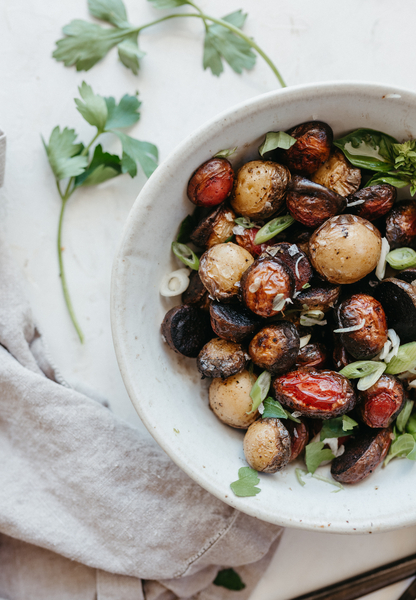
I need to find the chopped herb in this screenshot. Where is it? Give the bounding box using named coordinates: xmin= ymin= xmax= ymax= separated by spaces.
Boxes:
xmin=258 ymin=131 xmax=296 ymax=156
xmin=384 ymin=432 xmax=416 ymax=466
xmin=214 ymin=568 xmax=246 ymax=591
xmin=385 ymin=342 xmax=416 ymax=375
xmin=342 ymin=415 xmax=359 ymax=432
xmin=305 ymin=441 xmax=335 ymax=474
xmin=302 ymin=283 xmax=311 ymax=290
xmin=224 ymin=235 xmax=234 ymax=243
xmin=320 ymin=416 xmax=358 ymax=441
xmin=234 ymin=216 xmax=255 ymax=229
xmin=295 ymin=468 xmax=306 ymax=487
xmin=295 ymin=468 xmax=343 ymax=492
xmin=248 ymin=370 xmax=271 ymax=413
xmin=171 ymin=242 xmax=199 ymax=270
xmin=213 ymin=147 xmax=237 ymax=158
xmin=396 ymin=400 xmax=414 ymax=433
xmin=262 ymin=397 xmax=287 ymax=419
xmin=230 ymin=467 xmax=261 ymax=497
xmin=254 ymin=215 xmax=295 ymax=244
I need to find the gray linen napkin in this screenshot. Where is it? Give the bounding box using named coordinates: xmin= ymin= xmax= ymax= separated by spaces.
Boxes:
xmin=0 ymin=142 xmax=282 ymax=599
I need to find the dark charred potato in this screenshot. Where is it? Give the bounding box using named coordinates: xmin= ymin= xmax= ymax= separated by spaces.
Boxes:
xmin=396 ymin=267 xmax=416 ymax=284
xmin=209 ymin=370 xmax=259 ymax=428
xmin=335 ymin=293 xmax=388 ymax=360
xmin=312 ymin=149 xmax=361 ymax=197
xmin=190 ymin=204 xmax=235 ymax=248
xmin=286 ymin=176 xmax=346 ymax=228
xmin=249 ymin=323 xmax=300 ymax=375
xmin=235 ymin=227 xmax=278 ymax=258
xmin=187 ymin=158 xmax=234 ymax=207
xmin=348 ymin=184 xmax=396 ymax=221
xmin=293 ymin=280 xmax=341 ymax=313
xmin=296 ymin=343 xmax=327 ymax=369
xmin=261 ymin=243 xmax=313 ymax=292
xmin=309 ymin=214 xmax=382 ymax=284
xmin=283 ymin=121 xmax=333 ymax=174
xmin=375 ymin=278 xmax=416 ymax=343
xmin=285 ymin=418 xmax=309 ymax=461
xmin=199 ymin=242 xmax=254 ymax=302
xmin=240 ymin=257 xmax=295 ymax=318
xmin=357 ymin=375 xmax=405 ymax=428
xmin=273 ymin=367 xmax=356 ymax=419
xmin=197 ymin=338 xmax=249 ymax=379
xmin=333 ymin=338 xmax=354 ymax=370
xmin=210 ymin=302 xmax=260 ymax=342
xmin=331 ymin=427 xmax=392 ymax=484
xmin=182 ymin=269 xmax=208 ymax=307
xmin=386 ymin=200 xmax=416 ymax=249
xmin=243 ymin=418 xmax=291 ymax=472
xmin=231 ymin=161 xmax=291 ymax=219
xmin=161 ymin=305 xmax=211 ymax=358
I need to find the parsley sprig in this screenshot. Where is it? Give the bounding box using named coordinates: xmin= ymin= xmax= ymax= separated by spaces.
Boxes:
xmin=53 ymin=0 xmax=286 ymax=86
xmin=43 ymin=82 xmax=158 ymax=342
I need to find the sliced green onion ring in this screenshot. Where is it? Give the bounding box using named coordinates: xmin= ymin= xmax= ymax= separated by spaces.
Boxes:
xmin=386 ymin=247 xmax=416 ymax=270
xmin=385 ymin=342 xmax=416 ymax=375
xmin=340 ymin=360 xmax=385 ymax=380
xmin=248 ymin=370 xmax=271 ymax=414
xmin=357 ymin=362 xmax=386 ymax=391
xmin=171 ymin=242 xmax=199 ymax=270
xmin=254 ymin=215 xmax=295 ymax=244
xmin=234 ymin=217 xmax=255 ymax=229
xmin=397 ymin=400 xmax=414 ymax=433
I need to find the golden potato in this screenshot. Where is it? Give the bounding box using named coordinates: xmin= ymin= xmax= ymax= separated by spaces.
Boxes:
xmin=199 ymin=243 xmax=254 ymax=301
xmin=209 ymin=370 xmax=258 ymax=428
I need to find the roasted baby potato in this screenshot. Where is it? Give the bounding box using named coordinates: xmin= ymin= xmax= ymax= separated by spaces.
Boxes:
xmin=312 ymin=149 xmax=361 ymax=197
xmin=335 ymin=293 xmax=388 ymax=360
xmin=283 ymin=121 xmax=333 ymax=174
xmin=385 ymin=200 xmax=416 ymax=249
xmin=357 ymin=375 xmax=405 ymax=428
xmin=273 ymin=367 xmax=356 ymax=419
xmin=375 ymin=278 xmax=416 ymax=344
xmin=209 ymin=302 xmax=260 ymax=342
xmin=197 ymin=338 xmax=250 ymax=379
xmin=293 ymin=280 xmax=341 ymax=312
xmin=199 ymin=242 xmax=254 ymax=302
xmin=309 ymin=214 xmax=382 ymax=284
xmin=187 ymin=158 xmax=234 ymax=207
xmin=285 ymin=418 xmax=309 ymax=461
xmin=286 ymin=176 xmax=346 ymax=228
xmin=182 ymin=269 xmax=208 ymax=307
xmin=240 ymin=257 xmax=295 ymax=317
xmin=249 ymin=322 xmax=300 ymax=375
xmin=235 ymin=227 xmax=277 ymax=258
xmin=243 ymin=418 xmax=291 ymax=472
xmin=296 ymin=343 xmax=327 ymax=369
xmin=331 ymin=427 xmax=392 ymax=484
xmin=161 ymin=305 xmax=211 ymax=358
xmin=209 ymin=370 xmax=258 ymax=429
xmin=348 ymin=183 xmax=396 ymax=221
xmin=231 ymin=161 xmax=290 ymax=219
xmin=261 ymin=242 xmax=313 ymax=292
xmin=190 ymin=204 xmax=235 ymax=248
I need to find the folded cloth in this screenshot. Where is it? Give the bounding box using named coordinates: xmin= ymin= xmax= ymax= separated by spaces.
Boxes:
xmin=0 ymin=232 xmax=283 ymax=599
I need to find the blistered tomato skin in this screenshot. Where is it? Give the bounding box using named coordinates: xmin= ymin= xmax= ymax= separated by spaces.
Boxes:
xmin=284 ymin=121 xmax=333 ymax=174
xmin=240 ymin=257 xmax=295 ymax=317
xmin=335 ymin=293 xmax=388 ymax=360
xmin=273 ymin=367 xmax=356 ymax=419
xmin=357 ymin=375 xmax=405 ymax=428
xmin=187 ymin=158 xmax=234 ymax=207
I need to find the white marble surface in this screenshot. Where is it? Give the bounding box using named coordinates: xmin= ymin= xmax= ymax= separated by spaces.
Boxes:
xmin=1 ymin=0 xmax=416 ymax=598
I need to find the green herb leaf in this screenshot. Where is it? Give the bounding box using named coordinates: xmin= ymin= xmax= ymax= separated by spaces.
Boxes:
xmin=258 ymin=131 xmax=296 ymax=156
xmin=249 ymin=370 xmax=271 ymax=413
xmin=213 ymin=147 xmax=237 ymax=158
xmin=262 ymin=397 xmax=287 ymax=419
xmin=117 ymin=36 xmax=146 ymax=75
xmin=234 ymin=216 xmax=255 ymax=229
xmin=386 ymin=247 xmax=416 ymax=270
xmin=305 ymin=441 xmax=335 ymax=474
xmin=53 ymin=20 xmax=129 ymax=71
xmin=385 ymin=342 xmax=416 ymax=375
xmin=114 ymin=131 xmax=158 ymax=178
xmin=104 ymin=94 xmax=141 ymax=130
xmin=74 ymin=144 xmax=121 ymax=187
xmin=213 ymin=568 xmax=246 ymax=591
xmin=75 ymin=82 xmax=108 ymax=132
xmin=88 ymin=0 xmax=129 ymax=27
xmin=406 ymin=414 xmax=416 ymax=435
xmin=384 ymin=432 xmax=416 ymax=466
xmin=148 ymin=0 xmax=190 ymax=8
xmin=203 ymin=11 xmax=256 ymax=77
xmin=43 ymin=126 xmax=88 ymax=181
xmin=366 ymin=172 xmax=411 ymax=189
xmin=172 ymin=242 xmax=199 ymax=270
xmin=397 ymin=400 xmax=414 ymax=433
xmin=311 ymin=472 xmax=344 ymax=492
xmin=334 ymin=128 xmax=397 ymax=172
xmin=254 ymin=215 xmax=295 ymax=244
xmin=295 ymin=468 xmax=306 ymax=487
xmin=230 ymin=466 xmax=261 ymax=497
xmin=320 ymin=416 xmax=358 ymax=441
xmin=357 ymin=362 xmax=386 ymax=391
xmin=302 ymin=283 xmax=311 ymax=290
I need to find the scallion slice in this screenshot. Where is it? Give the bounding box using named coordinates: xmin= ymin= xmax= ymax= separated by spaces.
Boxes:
xmin=171 ymin=242 xmax=199 ymax=270
xmin=340 ymin=361 xmax=385 ymax=379
xmin=248 ymin=370 xmax=271 ymax=414
xmin=234 ymin=216 xmax=255 ymax=229
xmin=357 ymin=362 xmax=386 ymax=391
xmin=396 ymin=400 xmax=414 ymax=433
xmin=386 ymin=247 xmax=416 ymax=270
xmin=254 ymin=215 xmax=295 ymax=244
xmin=385 ymin=342 xmax=416 ymax=375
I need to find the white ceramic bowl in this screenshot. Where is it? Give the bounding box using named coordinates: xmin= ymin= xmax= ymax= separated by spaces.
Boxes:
xmin=111 ymin=81 xmax=416 ymax=534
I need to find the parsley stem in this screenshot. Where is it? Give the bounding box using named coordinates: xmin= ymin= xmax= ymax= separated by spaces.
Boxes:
xmin=137 ymin=13 xmax=286 ymax=87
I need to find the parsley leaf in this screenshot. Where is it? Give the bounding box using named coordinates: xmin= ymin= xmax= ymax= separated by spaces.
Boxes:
xmin=117 ymin=36 xmax=145 ymax=75
xmin=203 ymin=11 xmax=256 ymax=77
xmin=75 ymin=82 xmax=108 ymax=132
xmin=148 ymin=0 xmax=191 ymax=7
xmin=385 ymin=432 xmax=416 ymax=466
xmin=114 ymin=131 xmax=158 ymax=178
xmin=88 ymin=0 xmax=129 ymax=27
xmin=74 ymin=144 xmax=121 ymax=187
xmin=320 ymin=416 xmax=358 ymax=440
xmin=104 ymin=93 xmax=141 ymax=129
xmin=43 ymin=127 xmax=88 ymax=181
xmin=230 ymin=467 xmax=261 ymax=497
xmin=258 ymin=131 xmax=296 ymax=156
xmin=53 ymin=20 xmax=129 ymax=71
xmin=214 ymin=569 xmax=246 ymax=591
xmin=262 ymin=397 xmax=288 ymax=419
xmin=305 ymin=442 xmax=335 ymax=474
